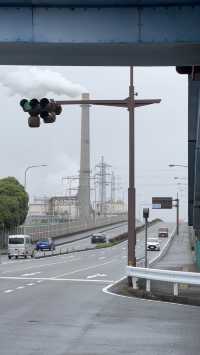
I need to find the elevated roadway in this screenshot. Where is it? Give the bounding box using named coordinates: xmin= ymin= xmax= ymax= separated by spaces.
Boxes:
xmin=0 ymin=1 xmax=199 ymax=65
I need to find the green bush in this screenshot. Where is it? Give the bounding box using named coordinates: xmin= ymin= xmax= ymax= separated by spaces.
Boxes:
xmin=0 ymin=177 xmax=29 ymax=229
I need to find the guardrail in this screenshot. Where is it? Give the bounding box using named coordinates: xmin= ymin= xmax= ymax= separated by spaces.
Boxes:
xmin=126 ymin=227 xmax=189 ymax=295
xmin=23 ymin=214 xmax=128 ymax=241
xmin=127 ymin=266 xmax=200 ymax=296
xmin=0 ymin=214 xmax=128 ymax=246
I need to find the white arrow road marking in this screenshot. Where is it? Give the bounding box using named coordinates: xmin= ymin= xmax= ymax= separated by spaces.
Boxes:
xmin=87 ymin=273 xmax=107 ymax=279
xmin=21 ymin=272 xmax=41 ymax=277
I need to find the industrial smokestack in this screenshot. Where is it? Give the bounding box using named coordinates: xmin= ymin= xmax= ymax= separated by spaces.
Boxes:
xmin=79 ymin=93 xmax=91 ymax=223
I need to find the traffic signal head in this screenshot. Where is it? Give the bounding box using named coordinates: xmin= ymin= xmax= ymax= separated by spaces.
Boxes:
xmin=29 ymin=98 xmax=40 ymax=110
xmin=20 ymin=97 xmax=62 ymax=127
xmin=40 ymin=98 xmax=50 ymax=109
xmin=28 ymin=116 xmax=40 ymax=128
xmin=20 ymin=99 xmax=31 ymax=112
xmin=40 ymin=111 xmax=56 ymax=124
xmin=55 ymin=104 xmax=62 ymax=115
xmin=40 ymin=98 xmax=62 ymax=123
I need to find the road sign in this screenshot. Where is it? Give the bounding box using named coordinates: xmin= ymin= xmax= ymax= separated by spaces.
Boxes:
xmin=152 ymin=197 xmax=173 ymax=209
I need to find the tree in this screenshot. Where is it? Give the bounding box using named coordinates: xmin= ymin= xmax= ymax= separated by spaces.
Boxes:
xmin=0 ymin=177 xmax=29 ymax=229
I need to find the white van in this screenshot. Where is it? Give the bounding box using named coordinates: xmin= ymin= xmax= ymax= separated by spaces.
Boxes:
xmin=8 ymin=235 xmax=34 ymax=259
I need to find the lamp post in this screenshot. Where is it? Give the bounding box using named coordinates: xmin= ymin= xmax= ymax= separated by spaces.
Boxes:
xmin=24 ymin=164 xmax=47 ymax=190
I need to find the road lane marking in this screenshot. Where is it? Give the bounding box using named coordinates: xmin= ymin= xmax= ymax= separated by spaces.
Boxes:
xmin=16 ymin=286 xmax=25 ymax=290
xmin=53 ymin=259 xmax=117 ymax=279
xmin=26 ymin=283 xmax=35 ymax=286
xmin=21 ymin=272 xmax=41 ymax=277
xmin=0 ymin=276 xmax=113 ymax=283
xmin=4 ymin=289 xmax=14 ymax=293
xmin=87 ymin=273 xmax=107 ymax=279
xmin=99 ymin=257 xmax=106 ymax=260
xmin=2 ymin=257 xmax=80 ymax=275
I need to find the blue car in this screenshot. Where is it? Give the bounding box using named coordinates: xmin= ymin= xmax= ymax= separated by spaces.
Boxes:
xmin=36 ymin=238 xmax=55 ymax=251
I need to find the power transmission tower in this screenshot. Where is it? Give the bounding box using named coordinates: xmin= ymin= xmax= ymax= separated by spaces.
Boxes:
xmin=95 ymin=156 xmax=111 ymax=215
xmin=111 ymin=171 xmax=116 ymax=203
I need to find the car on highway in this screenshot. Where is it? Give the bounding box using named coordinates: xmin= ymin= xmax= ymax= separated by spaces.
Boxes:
xmin=36 ymin=238 xmax=55 ymax=251
xmin=91 ymin=233 xmax=107 ymax=244
xmin=147 ymin=237 xmax=160 ymax=251
xmin=8 ymin=234 xmax=34 ymax=259
xmin=158 ymin=227 xmax=168 ymax=238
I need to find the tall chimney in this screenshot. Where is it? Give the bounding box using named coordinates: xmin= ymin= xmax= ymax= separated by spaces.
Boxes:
xmin=79 ymin=93 xmax=91 ymax=223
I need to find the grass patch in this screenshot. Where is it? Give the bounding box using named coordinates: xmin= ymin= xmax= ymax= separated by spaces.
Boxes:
xmin=95 ymin=241 xmax=120 ymax=249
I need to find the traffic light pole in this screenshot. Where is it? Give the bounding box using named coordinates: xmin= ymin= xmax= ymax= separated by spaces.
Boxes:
xmin=128 ymin=67 xmax=136 ymax=285
xmin=21 ymin=68 xmax=161 ymax=286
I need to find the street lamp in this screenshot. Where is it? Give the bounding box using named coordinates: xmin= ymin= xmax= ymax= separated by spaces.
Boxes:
xmin=24 ymin=164 xmax=47 ymax=190
xmin=169 ymin=164 xmax=188 ymax=168
xmin=174 ymin=177 xmax=187 ymax=180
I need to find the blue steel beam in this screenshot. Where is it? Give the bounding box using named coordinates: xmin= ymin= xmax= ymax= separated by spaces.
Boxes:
xmin=0 ymin=5 xmax=199 ymax=65
xmin=0 ymin=1 xmax=197 ymax=6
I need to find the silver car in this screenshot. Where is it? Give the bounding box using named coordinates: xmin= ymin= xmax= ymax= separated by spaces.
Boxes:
xmin=147 ymin=237 xmax=161 ymax=251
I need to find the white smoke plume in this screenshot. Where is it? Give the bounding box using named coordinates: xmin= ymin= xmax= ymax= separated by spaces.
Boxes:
xmin=0 ymin=67 xmax=85 ymax=98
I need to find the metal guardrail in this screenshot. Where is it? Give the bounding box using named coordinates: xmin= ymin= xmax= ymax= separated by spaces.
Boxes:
xmin=127 ymin=266 xmax=200 ymax=296
xmin=23 ymin=214 xmax=128 ymax=241
xmin=126 ymin=227 xmax=196 ymax=296
xmin=0 ymin=214 xmax=128 ymax=244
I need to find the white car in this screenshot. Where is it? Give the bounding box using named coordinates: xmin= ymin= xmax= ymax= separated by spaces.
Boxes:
xmin=147 ymin=238 xmax=160 ymax=251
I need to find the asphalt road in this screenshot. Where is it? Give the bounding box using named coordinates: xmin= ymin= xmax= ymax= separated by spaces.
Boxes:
xmin=0 ymin=221 xmax=129 ymax=263
xmin=0 ymin=222 xmax=199 ymax=355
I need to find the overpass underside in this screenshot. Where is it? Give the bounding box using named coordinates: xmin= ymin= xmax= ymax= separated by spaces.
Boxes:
xmin=0 ymin=4 xmax=199 ymax=65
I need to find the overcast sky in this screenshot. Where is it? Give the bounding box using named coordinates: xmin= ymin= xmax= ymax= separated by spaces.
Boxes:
xmin=0 ymin=66 xmax=188 ymax=222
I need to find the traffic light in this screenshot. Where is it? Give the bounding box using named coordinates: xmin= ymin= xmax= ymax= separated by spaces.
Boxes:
xmin=40 ymin=98 xmax=62 ymax=124
xmin=20 ymin=98 xmax=40 ymax=127
xmin=28 ymin=116 xmax=40 ymax=128
xmin=20 ymin=99 xmax=31 ymax=112
xmin=40 ymin=98 xmax=56 ymax=123
xmin=19 ymin=98 xmax=62 ymax=127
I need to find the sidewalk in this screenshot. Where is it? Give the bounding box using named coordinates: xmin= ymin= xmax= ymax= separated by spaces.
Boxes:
xmin=155 ymin=223 xmax=195 ymax=271
xmin=112 ymin=224 xmax=200 ymax=306
xmin=148 ymin=224 xmax=200 ymax=305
